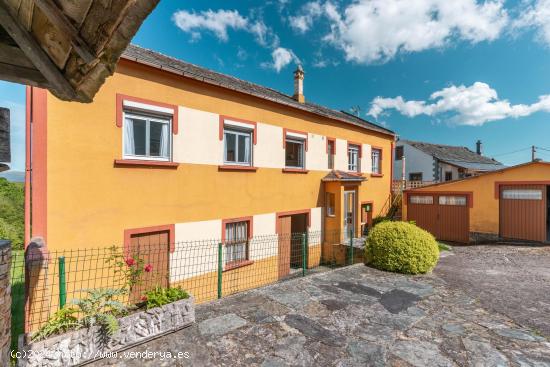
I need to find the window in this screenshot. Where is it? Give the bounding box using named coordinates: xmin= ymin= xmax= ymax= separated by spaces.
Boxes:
xmin=371 ymin=148 xmax=381 ymax=174
xmin=395 ymin=146 xmax=404 ymax=161
xmin=409 ymin=172 xmax=423 ymax=181
xmin=410 ymin=195 xmax=433 ymax=204
xmin=327 ymin=139 xmax=335 ymax=169
xmin=124 ymin=112 xmax=171 ymax=160
xmin=285 ymin=138 xmax=305 ymax=168
xmin=502 ymin=189 xmax=542 ymax=200
xmin=439 ymin=196 xmax=467 ymax=206
xmin=224 ymin=221 xmax=249 ymax=265
xmin=445 ymin=171 xmax=453 ymax=181
xmin=224 ymin=128 xmax=252 ymax=165
xmin=348 ymin=145 xmax=360 ymax=172
xmin=326 ymin=192 xmax=335 ymax=217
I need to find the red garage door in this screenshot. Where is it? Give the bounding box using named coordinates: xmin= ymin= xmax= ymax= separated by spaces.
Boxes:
xmin=407 ymin=193 xmax=470 ymax=243
xmin=500 ymin=185 xmax=547 ymax=242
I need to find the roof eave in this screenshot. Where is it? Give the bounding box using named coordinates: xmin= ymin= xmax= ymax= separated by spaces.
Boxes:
xmin=119 ymin=54 xmax=395 ymax=138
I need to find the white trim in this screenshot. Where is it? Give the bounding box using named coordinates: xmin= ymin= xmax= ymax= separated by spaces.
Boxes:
xmin=123 ymin=100 xmax=174 ymax=115
xmin=286 ymin=131 xmax=307 ymax=140
xmin=224 ymin=119 xmax=255 ymax=131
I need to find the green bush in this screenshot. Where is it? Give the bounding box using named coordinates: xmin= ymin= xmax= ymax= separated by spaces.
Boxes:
xmin=365 ymin=221 xmax=439 ymax=274
xmin=372 ymin=215 xmax=390 ymax=227
xmin=143 ymin=287 xmax=189 ymax=309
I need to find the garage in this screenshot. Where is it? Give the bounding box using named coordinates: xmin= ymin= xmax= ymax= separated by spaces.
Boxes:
xmin=499 ymin=184 xmax=548 ymax=242
xmin=403 ymin=161 xmax=550 ymax=244
xmin=407 ymin=192 xmax=470 ymax=243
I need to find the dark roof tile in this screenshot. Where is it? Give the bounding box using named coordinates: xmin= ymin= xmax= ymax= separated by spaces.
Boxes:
xmin=122 ymin=45 xmax=394 ymax=137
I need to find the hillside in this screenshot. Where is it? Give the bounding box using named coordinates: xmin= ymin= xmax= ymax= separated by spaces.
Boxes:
xmin=0 ymin=178 xmax=24 ymax=249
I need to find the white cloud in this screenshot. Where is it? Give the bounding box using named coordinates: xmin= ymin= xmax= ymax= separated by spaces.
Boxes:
xmin=172 ymin=9 xmax=248 ymax=42
xmin=261 ymin=47 xmax=300 ymax=72
xmin=289 ymin=1 xmax=323 ymax=33
xmin=172 ymin=9 xmax=279 ymax=47
xmin=513 ymin=0 xmax=550 ymax=46
xmin=292 ymin=0 xmax=508 ymax=64
xmin=368 ymin=82 xmax=550 ymax=126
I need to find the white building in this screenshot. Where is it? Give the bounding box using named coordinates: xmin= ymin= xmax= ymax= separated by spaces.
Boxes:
xmin=394 ymin=140 xmax=504 ymax=182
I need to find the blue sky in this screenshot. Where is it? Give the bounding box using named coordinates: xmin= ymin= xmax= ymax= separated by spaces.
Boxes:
xmin=4 ymin=0 xmax=550 ymax=171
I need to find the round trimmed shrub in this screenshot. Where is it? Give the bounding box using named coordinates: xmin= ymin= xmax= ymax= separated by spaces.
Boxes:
xmin=365 ymin=221 xmax=439 ymax=274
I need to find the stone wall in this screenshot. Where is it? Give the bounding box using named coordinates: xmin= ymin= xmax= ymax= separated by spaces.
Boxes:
xmin=18 ymin=297 xmax=195 ymax=367
xmin=0 ymin=240 xmax=12 ymax=366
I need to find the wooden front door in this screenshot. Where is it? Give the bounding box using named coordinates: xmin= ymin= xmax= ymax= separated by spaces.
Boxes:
xmin=500 ymin=184 xmax=547 ymax=242
xmin=128 ymin=230 xmax=170 ymax=302
xmin=278 ymin=216 xmax=291 ymax=279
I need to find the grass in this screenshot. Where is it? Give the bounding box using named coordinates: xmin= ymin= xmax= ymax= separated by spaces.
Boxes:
xmin=438 ymin=242 xmax=451 ymax=251
xmin=11 ymin=250 xmax=24 ymax=354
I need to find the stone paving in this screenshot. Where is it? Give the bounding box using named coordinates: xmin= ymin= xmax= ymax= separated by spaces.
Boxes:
xmin=90 ymin=259 xmax=550 ymax=367
xmin=436 ymin=244 xmax=550 ymax=338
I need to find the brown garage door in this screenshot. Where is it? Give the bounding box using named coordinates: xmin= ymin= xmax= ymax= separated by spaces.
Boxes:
xmin=407 ymin=193 xmax=469 ymax=243
xmin=500 ymin=184 xmax=547 ymax=242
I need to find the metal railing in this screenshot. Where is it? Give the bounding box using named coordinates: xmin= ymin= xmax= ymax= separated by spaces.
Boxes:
xmin=11 ymin=229 xmax=365 ymax=335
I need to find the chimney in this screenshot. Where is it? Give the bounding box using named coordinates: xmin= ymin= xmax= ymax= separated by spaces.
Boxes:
xmin=476 ymin=140 xmax=482 ymax=155
xmin=293 ymin=65 xmax=305 ymax=104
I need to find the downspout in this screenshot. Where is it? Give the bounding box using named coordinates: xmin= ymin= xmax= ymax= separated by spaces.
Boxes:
xmin=24 ymin=87 xmax=32 ymax=247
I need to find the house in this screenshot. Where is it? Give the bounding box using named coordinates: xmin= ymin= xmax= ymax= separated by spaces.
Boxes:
xmin=0 ymin=0 xmax=158 ymax=101
xmin=24 ymin=44 xmax=395 ymax=328
xmin=0 ymin=107 xmax=9 ymax=172
xmin=403 ymin=161 xmax=550 ymax=244
xmin=394 ymin=139 xmax=504 ymax=183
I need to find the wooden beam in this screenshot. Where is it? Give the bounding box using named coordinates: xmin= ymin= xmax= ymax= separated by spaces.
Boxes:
xmin=0 ymin=41 xmax=35 ymax=68
xmin=0 ymin=61 xmax=48 ymax=86
xmin=0 ymin=1 xmax=75 ymax=99
xmin=34 ymin=0 xmax=96 ymax=64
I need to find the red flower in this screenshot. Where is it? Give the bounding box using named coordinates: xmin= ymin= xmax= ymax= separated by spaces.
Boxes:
xmin=144 ymin=264 xmax=153 ymax=272
xmin=141 ymin=295 xmax=148 ymax=301
xmin=125 ymin=258 xmax=135 ymax=266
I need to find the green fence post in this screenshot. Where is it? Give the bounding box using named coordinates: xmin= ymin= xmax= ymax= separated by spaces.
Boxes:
xmin=349 ymin=229 xmax=354 ymax=265
xmin=217 ymin=243 xmax=223 ymax=299
xmin=302 ymin=233 xmax=307 ymax=277
xmin=58 ymin=256 xmax=66 ymax=309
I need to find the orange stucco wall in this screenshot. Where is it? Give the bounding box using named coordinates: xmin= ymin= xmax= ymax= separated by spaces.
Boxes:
xmin=39 ymin=60 xmax=394 ymax=251
xmin=404 ymin=162 xmax=550 ymax=235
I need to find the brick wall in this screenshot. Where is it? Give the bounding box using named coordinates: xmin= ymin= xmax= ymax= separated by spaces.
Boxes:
xmin=0 ymin=240 xmax=11 ymax=365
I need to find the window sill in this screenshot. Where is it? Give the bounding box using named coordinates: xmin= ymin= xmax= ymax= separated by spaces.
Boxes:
xmin=326 ymin=214 xmax=336 ymax=218
xmin=218 ymin=165 xmax=258 ymax=172
xmin=347 ymin=171 xmax=364 ymax=176
xmin=282 ymin=168 xmax=309 ymax=174
xmin=370 ymin=173 xmax=384 ymax=177
xmin=223 ymin=260 xmax=254 ymax=272
xmin=114 ymin=159 xmax=179 ymax=168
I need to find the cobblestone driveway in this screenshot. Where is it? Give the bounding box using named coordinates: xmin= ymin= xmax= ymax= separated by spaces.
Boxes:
xmin=92 ymin=258 xmax=550 ymax=367
xmin=436 ymin=244 xmax=550 ymax=338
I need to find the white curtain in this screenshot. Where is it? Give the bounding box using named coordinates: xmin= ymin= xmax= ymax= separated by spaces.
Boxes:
xmin=243 ymin=134 xmax=251 ymax=163
xmin=124 ymin=118 xmax=135 ymax=155
xmin=159 ymin=123 xmax=169 ymax=158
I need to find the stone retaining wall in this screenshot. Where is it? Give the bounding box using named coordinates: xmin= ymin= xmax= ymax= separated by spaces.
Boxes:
xmin=18 ymin=297 xmax=195 ymax=367
xmin=0 ymin=240 xmax=12 ymax=366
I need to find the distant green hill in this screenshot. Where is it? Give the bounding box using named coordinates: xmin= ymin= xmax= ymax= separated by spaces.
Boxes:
xmin=0 ymin=178 xmax=24 ymax=249
xmin=0 ymin=170 xmax=24 ymax=182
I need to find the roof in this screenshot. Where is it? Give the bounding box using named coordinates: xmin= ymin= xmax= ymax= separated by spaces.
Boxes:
xmin=0 ymin=1 xmax=159 ymax=102
xmin=121 ymin=45 xmax=395 ymax=137
xmin=322 ymin=170 xmax=367 ymax=182
xmin=400 ymin=140 xmax=504 ymax=171
xmin=406 ymin=160 xmax=550 ymax=191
